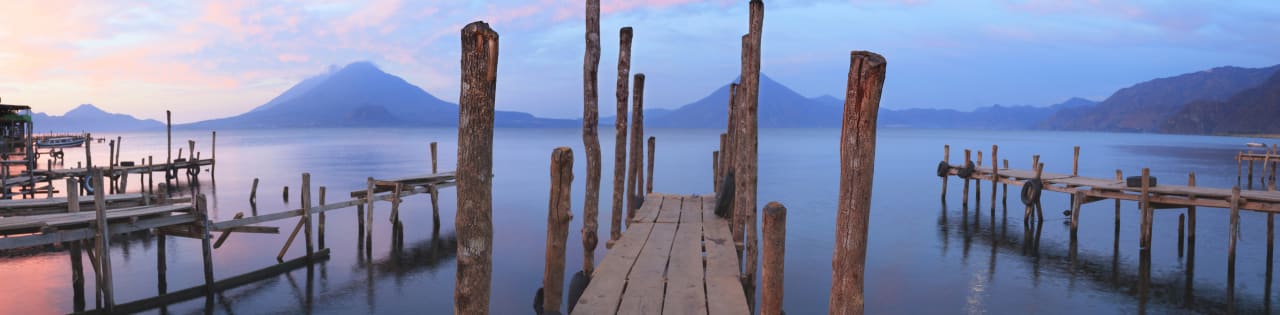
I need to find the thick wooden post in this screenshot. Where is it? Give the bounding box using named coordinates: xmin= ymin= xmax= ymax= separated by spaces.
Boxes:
xmin=1070 ymin=190 xmax=1083 ymax=240
xmin=250 ymin=178 xmax=259 ymax=205
xmin=1002 ymin=159 xmax=1009 ymax=205
xmin=542 ymin=147 xmax=574 ymax=314
xmin=762 ymin=202 xmax=787 ymax=315
xmin=633 ymin=76 xmax=647 ymax=214
xmin=365 ymin=177 xmax=375 ymax=249
xmin=430 ymin=142 xmax=439 ymax=174
xmin=1188 ymin=173 xmax=1197 ymax=245
xmin=647 ymin=136 xmax=655 ymax=194
xmin=1249 ymin=159 xmax=1255 ymax=189
xmin=942 ymin=145 xmax=949 ymax=200
xmin=430 ymin=184 xmax=441 ymax=230
xmin=1238 ymin=151 xmax=1244 ymax=186
xmin=580 ymin=0 xmax=602 ymax=276
xmin=1115 ymin=170 xmax=1123 ymax=224
xmin=282 ymin=186 xmax=289 ymax=203
xmin=67 ymin=178 xmax=85 ymax=303
xmin=976 ymin=150 xmax=983 ymax=205
xmin=1072 ymin=146 xmax=1080 ymax=176
xmin=302 ymin=173 xmax=314 ymax=258
xmin=319 ymin=186 xmax=327 ymax=249
xmin=166 ymin=111 xmax=171 ymax=187
xmin=962 ymin=149 xmax=971 ymax=207
xmin=830 ymin=50 xmax=886 ymax=315
xmin=608 ymin=27 xmax=633 ymax=246
xmin=626 ymin=73 xmax=646 ymax=223
xmin=1228 ymin=186 xmax=1241 ymax=308
xmin=92 ymin=170 xmax=114 ymax=311
xmin=456 ymin=21 xmax=499 ymax=315
xmin=725 ymin=83 xmax=740 ymax=237
xmin=1178 ymin=213 xmax=1185 ymax=257
xmin=196 ymin=194 xmax=214 ymax=295
xmin=1140 ymin=168 xmax=1152 ymax=251
xmin=713 ymin=151 xmax=720 ymax=192
xmin=737 ymin=1 xmax=765 ymax=302
xmin=991 ymin=145 xmax=998 ymax=212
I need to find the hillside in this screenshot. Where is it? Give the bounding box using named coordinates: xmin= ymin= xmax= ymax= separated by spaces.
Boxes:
xmin=1162 ymin=71 xmax=1280 ymax=135
xmin=878 ymin=97 xmax=1095 ymax=129
xmin=1042 ymin=65 xmax=1280 ymax=132
xmin=187 ymin=62 xmax=575 ymax=129
xmin=32 ymin=104 xmax=164 ymax=133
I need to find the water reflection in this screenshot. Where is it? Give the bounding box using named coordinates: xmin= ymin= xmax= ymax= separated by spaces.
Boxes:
xmin=938 ymin=201 xmax=1270 ymax=314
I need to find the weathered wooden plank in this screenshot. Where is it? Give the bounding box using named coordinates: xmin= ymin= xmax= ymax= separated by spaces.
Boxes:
xmin=211 ymin=188 xmax=422 ymax=231
xmin=664 ymin=195 xmax=708 ymax=315
xmin=616 ymin=220 xmax=678 ymax=314
xmin=0 ymin=204 xmax=192 ymax=231
xmin=573 ymin=222 xmax=656 ymax=314
xmin=655 ymin=194 xmax=683 ymax=223
xmin=702 ymin=194 xmax=750 ymax=315
xmin=0 ymin=214 xmax=197 ymax=250
xmin=630 ymin=193 xmax=664 ymax=224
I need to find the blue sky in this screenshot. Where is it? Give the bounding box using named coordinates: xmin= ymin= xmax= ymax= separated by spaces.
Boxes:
xmin=0 ymin=0 xmax=1276 ymax=123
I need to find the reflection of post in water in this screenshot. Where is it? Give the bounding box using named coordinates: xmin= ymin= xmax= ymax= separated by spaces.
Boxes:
xmin=1112 ymin=215 xmax=1120 ymax=286
xmin=1184 ymin=222 xmax=1197 ymax=309
xmin=1267 ymin=211 xmax=1274 ymax=313
xmin=1138 ymin=250 xmax=1151 ymax=314
xmin=939 ymin=200 xmax=949 ymax=255
xmin=1227 ymin=186 xmax=1241 ymax=314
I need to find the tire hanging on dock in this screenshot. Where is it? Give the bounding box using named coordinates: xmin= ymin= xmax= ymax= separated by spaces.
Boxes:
xmin=81 ymin=174 xmax=94 ymax=195
xmin=166 ymin=164 xmax=179 ymax=180
xmin=936 ymin=161 xmax=950 ymax=178
xmin=1021 ymin=178 xmax=1043 ymax=206
xmin=957 ymin=161 xmax=975 ymax=179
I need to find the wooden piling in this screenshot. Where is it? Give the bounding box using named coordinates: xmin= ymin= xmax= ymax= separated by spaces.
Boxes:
xmin=962 ymin=149 xmax=971 ymax=207
xmin=302 ymin=173 xmax=314 ymax=258
xmin=1115 ymin=170 xmax=1122 ymax=225
xmin=430 ymin=141 xmax=440 ymax=172
xmin=211 ymin=131 xmax=216 ymax=171
xmin=1073 ymin=146 xmax=1080 ymax=176
xmin=830 ymin=50 xmax=886 ymax=315
xmin=1188 ymin=173 xmax=1197 ymax=245
xmin=1228 ymin=186 xmax=1241 ymax=307
xmin=1178 ymin=213 xmax=1185 ymax=257
xmin=1070 ymin=190 xmax=1083 ymax=240
xmin=1238 ymin=151 xmax=1244 ymax=186
xmin=1249 ymin=159 xmax=1255 ymax=189
xmin=633 ymin=75 xmax=647 ymax=214
xmin=626 ymin=73 xmax=646 ymax=223
xmin=1140 ymin=168 xmax=1152 ymax=250
xmin=282 ymin=186 xmax=289 ymax=203
xmin=85 ymin=133 xmax=93 ymax=170
xmin=991 ymin=145 xmax=998 ymax=212
xmin=713 ymin=151 xmax=720 ymax=192
xmin=976 ymin=150 xmax=983 ymax=205
xmin=608 ymin=26 xmax=633 ymax=247
xmin=942 ymin=145 xmax=949 ymax=201
xmin=762 ymin=202 xmax=787 ymax=315
xmin=542 ymin=147 xmax=574 ymax=314
xmin=196 ymin=194 xmax=214 ymax=296
xmin=430 ymin=184 xmax=441 ymax=230
xmin=1035 ymin=162 xmax=1045 ymax=220
xmin=92 ymin=170 xmax=114 ymax=311
xmin=166 ymin=111 xmax=171 ymax=187
xmin=250 ymin=178 xmax=259 ymax=205
xmin=581 ymin=0 xmax=602 ymax=277
xmin=365 ymin=177 xmax=375 ymax=248
xmin=456 ymin=21 xmax=499 ymax=315
xmin=647 ymin=136 xmax=655 ymax=194
xmin=319 ymin=186 xmax=326 ymax=249
xmin=67 ymin=178 xmax=85 ymax=298
xmin=726 ymin=82 xmax=740 ymax=238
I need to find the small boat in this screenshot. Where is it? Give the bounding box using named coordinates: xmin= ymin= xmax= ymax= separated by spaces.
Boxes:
xmin=36 ymin=136 xmax=85 ymax=148
xmin=1247 ymin=142 xmax=1266 ymax=148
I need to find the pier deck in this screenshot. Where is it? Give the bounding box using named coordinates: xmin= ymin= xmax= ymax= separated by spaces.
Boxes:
xmin=953 ymin=167 xmax=1280 ymax=212
xmin=573 ymin=193 xmax=749 ymax=315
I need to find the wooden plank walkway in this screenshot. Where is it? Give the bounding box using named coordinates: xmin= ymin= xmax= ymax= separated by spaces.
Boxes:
xmin=952 ymin=166 xmax=1280 ymax=212
xmin=572 ymin=193 xmax=749 ymax=315
xmin=0 ymin=193 xmax=157 ymax=217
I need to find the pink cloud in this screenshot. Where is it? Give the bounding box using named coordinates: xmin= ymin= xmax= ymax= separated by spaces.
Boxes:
xmin=277 ymin=53 xmax=311 ymax=63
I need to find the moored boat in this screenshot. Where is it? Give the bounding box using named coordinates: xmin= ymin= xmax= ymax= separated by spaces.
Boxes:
xmin=36 ymin=136 xmax=85 ymax=148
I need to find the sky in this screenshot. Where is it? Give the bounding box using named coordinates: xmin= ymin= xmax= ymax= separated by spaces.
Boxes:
xmin=0 ymin=0 xmax=1277 ymax=123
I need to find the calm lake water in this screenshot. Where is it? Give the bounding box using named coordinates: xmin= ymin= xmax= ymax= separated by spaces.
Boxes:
xmin=0 ymin=127 xmax=1275 ymax=314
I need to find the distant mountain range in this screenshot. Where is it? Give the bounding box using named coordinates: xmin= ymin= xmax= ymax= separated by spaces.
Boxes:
xmin=32 ymin=104 xmax=163 ymax=133
xmin=185 ymin=62 xmax=575 ymax=129
xmin=39 ymin=60 xmax=1280 ymax=136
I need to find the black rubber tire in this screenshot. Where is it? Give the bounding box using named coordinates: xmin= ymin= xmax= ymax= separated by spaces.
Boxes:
xmin=81 ymin=175 xmax=94 ymax=195
xmin=1126 ymin=176 xmax=1157 ymax=188
xmin=120 ymin=161 xmax=134 ymax=167
xmin=166 ymin=165 xmax=178 ymax=180
xmin=957 ymin=161 xmax=976 ymax=179
xmin=936 ymin=161 xmax=950 ymax=178
xmin=1021 ymin=178 xmax=1043 ymax=206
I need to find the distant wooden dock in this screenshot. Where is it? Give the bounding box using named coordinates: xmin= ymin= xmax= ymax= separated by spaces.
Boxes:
xmin=572 ymin=193 xmax=749 ymax=315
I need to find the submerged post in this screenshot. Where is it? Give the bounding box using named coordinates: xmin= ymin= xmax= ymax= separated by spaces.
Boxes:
xmin=608 ymin=27 xmax=633 ymax=246
xmin=456 ymin=21 xmax=499 ymax=315
xmin=830 ymin=50 xmax=887 ymax=314
xmin=762 ymin=202 xmax=787 ymax=315
xmin=581 ymin=0 xmax=602 ymax=276
xmin=542 ymin=147 xmax=574 ymax=314
xmin=196 ymin=194 xmax=214 ymax=296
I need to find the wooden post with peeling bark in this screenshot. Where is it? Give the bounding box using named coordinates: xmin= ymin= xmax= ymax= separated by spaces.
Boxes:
xmin=762 ymin=201 xmax=787 ymax=315
xmin=542 ymin=147 xmax=574 ymax=314
xmin=737 ymin=2 xmax=765 ymax=301
xmin=830 ymin=50 xmax=887 ymax=315
xmin=456 ymin=21 xmax=499 ymax=315
xmin=626 ymin=73 xmax=646 ymax=223
xmin=647 ymin=136 xmax=655 ymax=194
xmin=580 ymin=0 xmax=602 ymax=274
xmin=609 ymin=27 xmax=633 ymax=246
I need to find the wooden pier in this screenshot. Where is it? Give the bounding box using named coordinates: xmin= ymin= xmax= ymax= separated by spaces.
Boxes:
xmin=572 ymin=193 xmax=749 ymax=314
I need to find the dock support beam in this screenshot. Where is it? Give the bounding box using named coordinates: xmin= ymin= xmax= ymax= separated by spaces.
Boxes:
xmin=736 ymin=2 xmax=765 ymax=306
xmin=626 ymin=73 xmax=646 ymax=225
xmin=92 ymin=170 xmax=115 ymax=311
xmin=197 ymin=194 xmax=214 ymax=297
xmin=542 ymin=147 xmax=574 ymax=314
xmin=941 ymin=145 xmax=949 ymax=201
xmin=1140 ymin=168 xmax=1152 ymax=251
xmin=455 ymin=21 xmax=499 ymax=315
xmin=647 ymin=136 xmax=655 ymax=194
xmin=581 ymin=0 xmax=602 ymax=277
xmin=829 ymin=50 xmax=886 ymax=315
xmin=962 ymin=149 xmax=971 ymax=208
xmin=1188 ymin=173 xmax=1197 ymax=248
xmin=1228 ymin=186 xmax=1241 ymax=312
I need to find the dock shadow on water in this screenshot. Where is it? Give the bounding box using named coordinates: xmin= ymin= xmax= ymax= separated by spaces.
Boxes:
xmin=937 ymin=201 xmax=1272 ymax=314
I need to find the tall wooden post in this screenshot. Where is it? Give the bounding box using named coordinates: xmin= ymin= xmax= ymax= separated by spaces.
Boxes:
xmin=991 ymin=145 xmax=998 ymax=213
xmin=830 ymin=50 xmax=886 ymax=315
xmin=1002 ymin=159 xmax=1009 ymax=206
xmin=727 ymin=83 xmax=741 ymax=240
xmin=762 ymin=201 xmax=787 ymax=315
xmin=626 ymin=73 xmax=646 ymax=223
xmin=647 ymin=136 xmax=655 ymax=194
xmin=319 ymin=186 xmax=327 ymax=249
xmin=976 ymin=150 xmax=983 ymax=205
xmin=962 ymin=149 xmax=971 ymax=207
xmin=85 ymin=133 xmax=93 ymax=170
xmin=1140 ymin=168 xmax=1152 ymax=251
xmin=737 ymin=1 xmax=765 ymax=302
xmin=430 ymin=184 xmax=441 ymax=230
xmin=250 ymin=178 xmax=259 ymax=205
xmin=166 ymin=111 xmax=172 ymax=187
xmin=211 ymin=131 xmax=216 ymax=171
xmin=942 ymin=145 xmax=949 ymax=201
xmin=67 ymin=178 xmax=85 ymax=305
xmin=456 ymin=21 xmax=499 ymax=315
xmin=1228 ymin=186 xmax=1241 ymax=309
xmin=1115 ymin=170 xmax=1122 ymax=225
xmin=542 ymin=147 xmax=574 ymax=314
xmin=609 ymin=27 xmax=633 ymax=246
xmin=1070 ymin=190 xmax=1083 ymax=240
xmin=430 ymin=142 xmax=439 ymax=174
xmin=1072 ymin=146 xmax=1080 ymax=176
xmin=580 ymin=0 xmax=602 ymax=275
xmin=713 ymin=151 xmax=720 ymax=192
xmin=1188 ymin=173 xmax=1197 ymax=246
xmin=92 ymin=170 xmax=114 ymax=311
xmin=196 ymin=193 xmax=214 ymax=297
xmin=302 ymin=173 xmax=314 ymax=258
